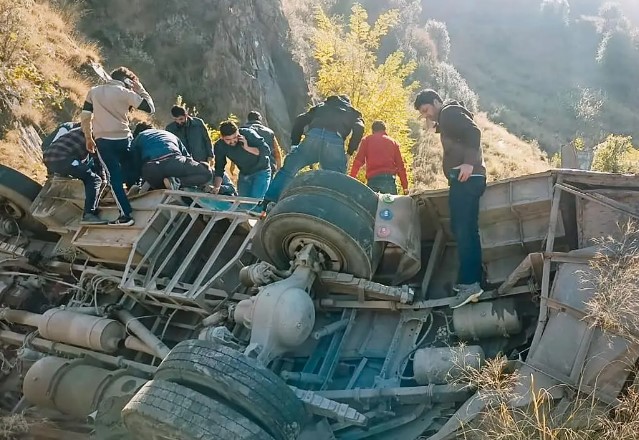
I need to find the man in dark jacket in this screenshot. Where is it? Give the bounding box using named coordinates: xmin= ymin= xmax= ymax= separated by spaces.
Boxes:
xmin=414 ymin=89 xmax=486 ymax=309
xmin=165 ymin=105 xmax=214 ymax=163
xmin=131 ymin=123 xmax=213 ymax=190
xmin=41 ymin=121 xmax=81 ymax=152
xmin=211 ymin=121 xmax=271 ymax=199
xmin=262 ymin=95 xmax=364 ymax=206
xmin=43 ymin=128 xmax=106 ymax=225
xmin=241 ymin=111 xmax=283 ymax=172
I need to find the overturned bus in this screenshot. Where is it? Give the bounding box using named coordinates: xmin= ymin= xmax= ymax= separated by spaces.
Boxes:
xmin=0 ymin=165 xmax=637 ymax=439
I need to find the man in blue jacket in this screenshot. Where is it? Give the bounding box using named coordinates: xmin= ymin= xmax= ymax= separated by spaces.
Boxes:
xmin=132 ymin=123 xmax=236 ymax=195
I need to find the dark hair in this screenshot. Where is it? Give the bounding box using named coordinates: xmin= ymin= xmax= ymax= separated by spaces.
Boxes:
xmin=171 ymin=105 xmax=187 ymax=118
xmin=110 ymin=66 xmax=137 ymax=83
xmin=371 ymin=120 xmax=386 ymax=132
xmin=132 ymin=122 xmax=154 ymax=138
xmin=219 ymin=120 xmax=238 ymax=137
xmin=247 ymin=111 xmax=262 ymax=122
xmin=413 ymin=89 xmax=442 ymax=110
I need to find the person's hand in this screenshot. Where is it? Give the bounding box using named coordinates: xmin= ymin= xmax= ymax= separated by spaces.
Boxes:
xmin=238 ymin=134 xmax=248 ymax=149
xmin=454 ymin=164 xmax=474 ymax=182
xmin=403 ymin=187 xmax=409 ymax=195
xmin=131 ymin=78 xmax=144 ymax=93
xmin=86 ymin=137 xmax=96 ymax=153
xmin=207 ymin=186 xmax=220 ymax=195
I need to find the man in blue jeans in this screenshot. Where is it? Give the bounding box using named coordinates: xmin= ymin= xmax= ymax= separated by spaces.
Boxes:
xmin=211 ymin=121 xmax=271 ymax=198
xmin=261 ymin=95 xmax=364 ymax=209
xmin=414 ymin=89 xmax=486 ymax=309
xmin=80 ymin=67 xmax=155 ymax=226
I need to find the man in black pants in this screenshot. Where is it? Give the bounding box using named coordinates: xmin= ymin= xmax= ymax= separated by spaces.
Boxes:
xmin=43 ymin=128 xmax=106 ymax=225
xmin=132 ymin=123 xmax=213 ymax=190
xmin=414 ymin=89 xmax=486 ymax=309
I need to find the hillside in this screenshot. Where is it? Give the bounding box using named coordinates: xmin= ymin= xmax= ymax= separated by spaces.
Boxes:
xmin=0 ymin=0 xmax=549 ymax=189
xmin=424 ymin=0 xmax=639 ymax=153
xmin=0 ymin=0 xmax=98 ymax=180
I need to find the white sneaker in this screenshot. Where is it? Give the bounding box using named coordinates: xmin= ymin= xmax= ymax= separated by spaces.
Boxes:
xmin=450 ymin=283 xmax=483 ymax=309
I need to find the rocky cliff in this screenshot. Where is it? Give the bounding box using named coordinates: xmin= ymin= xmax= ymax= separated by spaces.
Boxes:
xmin=80 ymin=0 xmax=309 ymax=146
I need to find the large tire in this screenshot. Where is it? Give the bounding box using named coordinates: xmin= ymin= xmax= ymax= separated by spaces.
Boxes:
xmin=258 ymin=193 xmax=382 ymax=279
xmin=155 ymin=340 xmax=306 ymax=440
xmin=258 ymin=170 xmax=383 ymax=278
xmin=0 ymin=165 xmax=53 ymax=239
xmin=121 ymin=379 xmax=274 ymax=440
xmin=278 ymin=170 xmax=378 ymax=218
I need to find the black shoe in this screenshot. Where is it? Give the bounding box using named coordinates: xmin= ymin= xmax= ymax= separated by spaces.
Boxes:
xmin=80 ymin=213 xmax=108 ymax=225
xmin=108 ymin=215 xmax=135 ymax=226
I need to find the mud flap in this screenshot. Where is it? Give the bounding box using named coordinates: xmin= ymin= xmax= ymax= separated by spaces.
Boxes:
xmin=374 ymin=194 xmax=421 ymax=284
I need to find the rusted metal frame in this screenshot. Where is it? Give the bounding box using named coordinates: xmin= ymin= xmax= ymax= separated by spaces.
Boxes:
xmin=376 ymin=311 xmax=430 ymax=386
xmin=182 ymin=216 xmax=244 ymax=299
xmin=318 ymin=285 xmax=532 ymax=310
xmin=155 ymin=203 xmax=254 ymax=219
xmin=122 ymin=288 xmax=210 ymax=316
xmin=509 ymin=180 xmax=527 ymax=249
xmin=121 ymin=208 xmax=186 ymax=287
xmin=147 ymin=213 xmax=200 ymax=287
xmin=556 ymin=182 xmax=639 ymax=220
xmin=544 ymin=251 xmax=594 ymax=264
xmin=0 ymin=329 xmax=156 ymax=375
xmin=346 ymin=357 xmax=368 ymax=390
xmin=420 ymin=227 xmax=445 ymax=298
xmin=570 ymin=326 xmax=595 ymax=384
xmin=163 ymin=214 xmax=220 ymax=296
xmin=192 ymin=225 xmax=258 ymax=299
xmin=142 ymin=212 xmax=195 ymax=282
xmin=165 ymin=189 xmax=259 ymax=205
xmin=529 ymin=175 xmax=564 ymax=357
xmin=319 ymin=271 xmax=410 ymax=302
xmin=320 ymin=309 xmax=357 ymax=391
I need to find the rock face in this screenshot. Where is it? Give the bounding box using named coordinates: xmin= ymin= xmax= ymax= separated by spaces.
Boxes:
xmin=81 ymin=0 xmax=309 ymax=147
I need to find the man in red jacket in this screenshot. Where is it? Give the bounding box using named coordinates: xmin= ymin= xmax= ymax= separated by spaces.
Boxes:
xmin=349 ymin=120 xmax=408 ymax=195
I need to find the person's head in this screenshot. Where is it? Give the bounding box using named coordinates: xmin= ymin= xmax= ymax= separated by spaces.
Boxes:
xmin=219 ymin=120 xmax=239 ymax=145
xmin=413 ymin=89 xmax=443 ymax=121
xmin=132 ymin=122 xmax=154 ymax=138
xmin=171 ymin=105 xmax=188 ymax=126
xmin=110 ymin=67 xmax=138 ymax=88
xmin=371 ymin=120 xmax=386 ymax=133
xmin=247 ymin=111 xmax=262 ymax=123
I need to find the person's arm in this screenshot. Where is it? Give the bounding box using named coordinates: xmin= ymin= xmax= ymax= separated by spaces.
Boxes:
xmin=347 ymin=114 xmax=365 ymax=155
xmin=242 ymin=130 xmax=269 ymax=157
xmin=272 ymin=137 xmax=283 ymax=170
xmin=125 ymin=79 xmax=155 ymax=114
xmin=439 ymin=108 xmax=481 ymax=182
xmin=393 ymin=141 xmax=409 ymax=194
xmin=290 ymin=107 xmax=316 ymax=145
xmin=200 ymin=120 xmax=214 ymax=160
xmin=212 ymin=141 xmax=228 ymax=192
xmin=80 ymin=91 xmax=95 ymax=153
xmin=349 ymin=138 xmax=367 ymax=177
xmin=177 ymin=139 xmax=190 ymax=157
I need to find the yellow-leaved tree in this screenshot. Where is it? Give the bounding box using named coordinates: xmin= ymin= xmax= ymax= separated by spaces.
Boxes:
xmin=591 ymin=135 xmax=639 ymax=174
xmin=313 ymin=4 xmax=419 ymax=187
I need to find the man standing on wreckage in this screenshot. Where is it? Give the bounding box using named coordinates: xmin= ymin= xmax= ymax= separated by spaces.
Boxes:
xmin=256 ymin=95 xmax=365 ymax=214
xmin=414 ymin=89 xmax=487 ymax=309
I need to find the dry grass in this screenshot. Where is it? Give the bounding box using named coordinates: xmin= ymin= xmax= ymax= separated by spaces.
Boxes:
xmin=0 ymin=0 xmax=100 ymax=182
xmin=581 ymin=221 xmax=639 ymax=344
xmin=0 ymin=414 xmax=29 ymax=439
xmin=412 ymin=113 xmax=550 ymax=191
